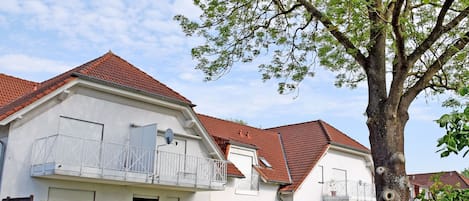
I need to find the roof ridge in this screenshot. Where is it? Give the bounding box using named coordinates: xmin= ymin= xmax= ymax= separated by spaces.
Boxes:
xmin=78 ymin=51 xmax=113 ymax=74
xmin=278 ymin=133 xmax=293 ymax=184
xmin=0 ymin=73 xmax=38 ymax=85
xmin=317 ymin=120 xmax=332 ymax=142
xmin=408 ymin=171 xmax=454 ymax=176
xmin=455 ymin=172 xmax=469 ymax=186
xmin=282 ymin=144 xmax=330 ymax=192
xmin=319 ymin=120 xmax=369 ymax=150
xmin=103 ymin=52 xmax=192 ymax=104
xmin=197 ymin=113 xmax=278 ymax=135
xmin=266 ymin=119 xmax=321 ymax=130
xmin=38 ymin=55 xmax=102 ymax=85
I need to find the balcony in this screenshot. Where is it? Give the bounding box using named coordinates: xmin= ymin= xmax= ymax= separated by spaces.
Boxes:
xmin=30 ymin=134 xmax=227 ymax=191
xmin=322 ymin=180 xmax=375 ymax=201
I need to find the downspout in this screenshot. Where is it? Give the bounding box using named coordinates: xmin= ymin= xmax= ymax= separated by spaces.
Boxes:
xmin=277 ymin=187 xmax=284 ymax=201
xmin=0 ymin=140 xmax=5 ymax=189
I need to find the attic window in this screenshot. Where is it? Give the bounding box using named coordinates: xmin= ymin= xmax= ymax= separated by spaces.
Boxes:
xmin=259 ymin=157 xmax=272 ymax=168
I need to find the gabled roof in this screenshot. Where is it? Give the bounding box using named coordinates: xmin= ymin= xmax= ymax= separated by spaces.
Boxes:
xmin=0 ymin=74 xmax=37 ymax=107
xmin=409 ymin=171 xmax=469 ymax=189
xmin=0 ymin=52 xmax=192 ymax=121
xmin=197 ymin=114 xmax=291 ymax=184
xmin=267 ymin=120 xmax=370 ymax=192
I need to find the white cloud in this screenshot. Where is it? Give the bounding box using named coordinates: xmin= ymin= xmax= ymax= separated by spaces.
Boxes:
xmin=0 ymin=0 xmax=197 ymax=55
xmin=0 ymin=54 xmax=71 ymax=74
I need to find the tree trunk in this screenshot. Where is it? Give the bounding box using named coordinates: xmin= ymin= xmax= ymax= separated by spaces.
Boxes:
xmin=368 ymin=105 xmax=410 ymax=201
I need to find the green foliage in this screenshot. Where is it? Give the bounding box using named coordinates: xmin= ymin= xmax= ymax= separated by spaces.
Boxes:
xmin=226 ymin=118 xmax=249 ymax=125
xmin=462 ymin=168 xmax=469 ymax=178
xmin=437 ymin=86 xmax=469 ymax=157
xmin=176 ymin=0 xmax=469 ymax=94
xmin=416 ymin=174 xmax=469 ymax=201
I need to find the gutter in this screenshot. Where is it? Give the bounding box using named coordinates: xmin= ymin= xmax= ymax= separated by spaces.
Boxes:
xmin=329 ymin=142 xmax=370 ymax=155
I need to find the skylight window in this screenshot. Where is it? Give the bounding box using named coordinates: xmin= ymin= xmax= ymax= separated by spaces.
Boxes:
xmin=259 ymin=157 xmax=272 ymax=168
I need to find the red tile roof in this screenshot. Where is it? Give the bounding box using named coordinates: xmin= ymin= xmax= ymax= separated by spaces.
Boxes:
xmin=197 ymin=114 xmax=291 ymax=184
xmin=227 ymin=162 xmax=245 ymax=178
xmin=409 ymin=171 xmax=469 ymax=189
xmin=0 ymin=74 xmax=37 ymax=107
xmin=267 ymin=120 xmax=370 ymax=192
xmin=0 ymin=52 xmax=192 ymax=121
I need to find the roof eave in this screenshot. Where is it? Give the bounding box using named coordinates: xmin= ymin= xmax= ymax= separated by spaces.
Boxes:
xmin=227 ymin=174 xmax=245 ymax=179
xmin=329 ymin=142 xmax=371 ymax=155
xmin=0 ymin=79 xmax=78 ymax=125
xmin=72 ymin=72 xmax=195 ymax=107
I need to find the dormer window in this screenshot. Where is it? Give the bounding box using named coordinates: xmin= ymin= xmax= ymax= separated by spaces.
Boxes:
xmin=259 ymin=157 xmax=272 ymax=168
xmin=228 ymin=145 xmax=259 ymax=195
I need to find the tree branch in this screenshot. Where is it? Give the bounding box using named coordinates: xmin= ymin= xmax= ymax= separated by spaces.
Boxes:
xmin=392 ymin=0 xmax=406 ymax=63
xmin=401 ymin=31 xmax=469 ymax=110
xmin=412 ymin=2 xmax=466 ymax=12
xmin=387 ymin=0 xmax=408 ymax=112
xmin=297 ymin=0 xmax=368 ymax=68
xmin=384 ymin=1 xmax=395 ymax=21
xmin=408 ymin=2 xmax=469 ymax=66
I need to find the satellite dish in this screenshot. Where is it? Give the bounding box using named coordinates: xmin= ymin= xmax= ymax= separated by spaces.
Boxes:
xmin=164 ymin=128 xmax=174 ymax=144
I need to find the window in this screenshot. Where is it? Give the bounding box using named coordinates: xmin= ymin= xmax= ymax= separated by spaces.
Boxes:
xmin=133 ymin=197 xmax=159 ymax=201
xmin=331 ymin=168 xmax=348 ymax=196
xmin=229 ymin=152 xmax=259 ymax=193
xmin=259 ymin=156 xmax=272 ymax=168
xmin=58 ymin=116 xmax=103 ymax=140
xmin=250 ymin=168 xmax=259 ymax=191
xmin=318 ymin=165 xmax=324 ymax=184
xmin=332 ymin=168 xmax=347 ymax=183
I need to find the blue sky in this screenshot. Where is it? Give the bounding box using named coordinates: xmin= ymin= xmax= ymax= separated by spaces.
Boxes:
xmin=0 ymin=0 xmax=467 ymax=173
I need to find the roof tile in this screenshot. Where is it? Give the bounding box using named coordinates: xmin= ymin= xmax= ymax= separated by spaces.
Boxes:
xmin=197 ymin=114 xmax=291 ymax=184
xmin=267 ymin=120 xmax=369 ymax=192
xmin=0 ymin=74 xmax=37 ymax=107
xmin=0 ymin=52 xmax=192 ymax=121
xmin=409 ymin=171 xmax=469 ymax=188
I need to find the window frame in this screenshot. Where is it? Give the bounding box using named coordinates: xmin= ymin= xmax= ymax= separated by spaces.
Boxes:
xmin=228 ymin=145 xmax=260 ymax=195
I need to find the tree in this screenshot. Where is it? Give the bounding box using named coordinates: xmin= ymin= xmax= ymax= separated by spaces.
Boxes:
xmin=415 ymin=174 xmax=469 ymax=201
xmin=437 ymin=86 xmax=469 ymax=157
xmin=462 ymin=168 xmax=469 ymax=178
xmin=176 ymin=1 xmax=469 ymax=200
xmin=226 ymin=118 xmax=249 ymax=125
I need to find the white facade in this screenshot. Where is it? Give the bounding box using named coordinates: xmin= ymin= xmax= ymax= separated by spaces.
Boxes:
xmin=0 ymin=81 xmax=226 ymax=201
xmin=0 ymin=75 xmax=375 ymax=201
xmin=209 ymin=145 xmax=280 ymax=201
xmin=209 ymin=178 xmax=279 ymax=201
xmin=283 ymin=146 xmax=375 ymax=201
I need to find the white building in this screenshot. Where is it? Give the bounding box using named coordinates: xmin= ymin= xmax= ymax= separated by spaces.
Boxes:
xmin=0 ymin=52 xmax=227 ymax=201
xmin=0 ymin=52 xmax=374 ymax=201
xmin=268 ymin=121 xmax=375 ymax=201
xmin=197 ymin=114 xmax=292 ymax=201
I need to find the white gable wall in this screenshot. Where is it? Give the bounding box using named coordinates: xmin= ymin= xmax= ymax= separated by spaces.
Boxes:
xmin=205 ymin=145 xmax=280 ymax=201
xmin=0 ymin=85 xmax=214 ymax=201
xmin=208 ymin=178 xmax=279 ymax=201
xmin=292 ymin=147 xmax=374 ymax=201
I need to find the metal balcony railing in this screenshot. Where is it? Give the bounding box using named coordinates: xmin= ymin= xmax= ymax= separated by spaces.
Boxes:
xmin=323 ymin=180 xmax=376 ymax=201
xmin=30 ymin=134 xmax=227 ymax=190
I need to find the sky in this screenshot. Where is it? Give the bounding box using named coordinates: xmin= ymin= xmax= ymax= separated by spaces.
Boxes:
xmin=0 ymin=0 xmax=467 ymax=174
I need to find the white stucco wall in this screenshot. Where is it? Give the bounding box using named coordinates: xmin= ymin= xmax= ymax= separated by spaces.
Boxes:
xmin=293 ymin=147 xmax=374 ymax=201
xmin=0 ymin=85 xmax=214 ymax=201
xmin=208 ymin=178 xmax=279 ymax=201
